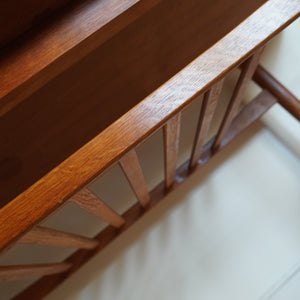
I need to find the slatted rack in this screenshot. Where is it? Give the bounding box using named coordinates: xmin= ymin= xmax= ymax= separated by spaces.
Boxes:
xmin=0 ymin=0 xmax=299 ymax=298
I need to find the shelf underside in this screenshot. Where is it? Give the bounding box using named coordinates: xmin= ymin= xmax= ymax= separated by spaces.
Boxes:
xmin=0 ymin=0 xmax=266 ymax=207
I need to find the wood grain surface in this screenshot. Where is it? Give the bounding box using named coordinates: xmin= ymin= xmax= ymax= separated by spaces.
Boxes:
xmin=13 ymin=90 xmax=277 ymax=299
xmin=0 ymin=0 xmax=267 ymax=208
xmin=0 ymin=0 xmax=74 ymax=48
xmin=19 ymin=226 xmax=99 ymax=249
xmin=189 ymin=79 xmax=224 ymax=169
xmin=212 ymin=48 xmax=264 ymax=151
xmin=0 ymin=263 xmax=71 ymax=282
xmin=0 ymin=0 xmax=159 ymax=115
xmin=0 ymin=0 xmax=298 ymax=254
xmin=253 ymin=65 xmax=300 ymax=120
xmin=120 ymin=150 xmax=150 ymax=207
xmin=164 ymin=113 xmax=181 ymax=190
xmin=71 ymin=188 xmax=125 ymax=228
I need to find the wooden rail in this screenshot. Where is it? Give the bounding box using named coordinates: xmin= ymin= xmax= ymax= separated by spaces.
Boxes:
xmin=12 ymin=89 xmax=278 ymax=299
xmin=253 ymin=65 xmax=300 ymax=121
xmin=1 ymin=0 xmax=298 ymax=254
xmin=0 ymin=0 xmax=299 ymax=298
xmin=190 ymin=79 xmax=224 ymax=169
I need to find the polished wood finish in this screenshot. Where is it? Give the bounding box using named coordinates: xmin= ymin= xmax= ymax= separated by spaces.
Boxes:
xmin=164 ymin=113 xmax=181 ymax=189
xmin=0 ymin=0 xmax=73 ymax=48
xmin=0 ymin=0 xmax=298 ymax=254
xmin=0 ymin=263 xmax=71 ymax=282
xmin=120 ymin=150 xmax=150 ymax=207
xmin=0 ymin=0 xmax=267 ymax=209
xmin=0 ymin=0 xmax=159 ymax=116
xmin=13 ymin=90 xmax=277 ymax=299
xmin=213 ymin=48 xmax=264 ymax=151
xmin=71 ymin=188 xmax=125 ymax=228
xmin=253 ymin=65 xmax=300 ymax=121
xmin=19 ymin=226 xmax=99 ymax=249
xmin=0 ymin=0 xmax=265 ymax=117
xmin=189 ymin=79 xmax=224 ymax=169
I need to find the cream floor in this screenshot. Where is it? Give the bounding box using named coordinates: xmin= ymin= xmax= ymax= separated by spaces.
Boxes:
xmin=1 ymin=16 xmax=299 ymax=300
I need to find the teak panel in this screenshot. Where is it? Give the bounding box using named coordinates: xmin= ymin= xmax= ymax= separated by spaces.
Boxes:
xmin=14 ymin=90 xmax=278 ymax=299
xmin=0 ymin=0 xmax=73 ymax=48
xmin=0 ymin=0 xmax=267 ymax=207
xmin=0 ymin=0 xmax=299 ymax=253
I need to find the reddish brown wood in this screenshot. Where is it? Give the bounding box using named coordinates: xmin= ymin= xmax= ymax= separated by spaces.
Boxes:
xmin=119 ymin=150 xmax=150 ymax=207
xmin=0 ymin=0 xmax=265 ymax=118
xmin=13 ymin=90 xmax=277 ymax=299
xmin=213 ymin=47 xmax=264 ymax=151
xmin=71 ymin=189 xmax=125 ymax=228
xmin=189 ymin=79 xmax=224 ymax=169
xmin=0 ymin=0 xmax=160 ymax=116
xmin=0 ymin=0 xmax=298 ymax=254
xmin=0 ymin=0 xmax=74 ymax=48
xmin=164 ymin=113 xmax=181 ymax=189
xmin=253 ymin=65 xmax=300 ymax=120
xmin=0 ymin=0 xmax=269 ymax=209
xmin=0 ymin=263 xmax=71 ymax=282
xmin=18 ymin=226 xmax=99 ymax=249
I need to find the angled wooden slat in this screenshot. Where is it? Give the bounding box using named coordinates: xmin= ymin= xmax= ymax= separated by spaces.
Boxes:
xmin=0 ymin=263 xmax=71 ymax=281
xmin=119 ymin=150 xmax=150 ymax=207
xmin=14 ymin=90 xmax=278 ymax=299
xmin=253 ymin=64 xmax=300 ymax=121
xmin=163 ymin=113 xmax=181 ymax=190
xmin=71 ymin=188 xmax=125 ymax=228
xmin=1 ymin=0 xmax=298 ymax=254
xmin=212 ymin=47 xmax=264 ymax=151
xmin=189 ymin=79 xmax=224 ymax=169
xmin=18 ymin=226 xmax=99 ymax=249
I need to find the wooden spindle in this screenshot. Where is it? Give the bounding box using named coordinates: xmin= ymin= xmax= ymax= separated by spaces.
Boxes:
xmin=19 ymin=226 xmax=99 ymax=249
xmin=163 ymin=113 xmax=181 ymax=190
xmin=119 ymin=150 xmax=150 ymax=207
xmin=71 ymin=188 xmax=125 ymax=228
xmin=212 ymin=47 xmax=264 ymax=151
xmin=189 ymin=79 xmax=224 ymax=169
xmin=0 ymin=263 xmax=71 ymax=281
xmin=253 ymin=64 xmax=300 ymax=121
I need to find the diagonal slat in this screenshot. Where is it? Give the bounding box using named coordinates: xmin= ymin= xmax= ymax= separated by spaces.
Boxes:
xmin=253 ymin=64 xmax=300 ymax=121
xmin=189 ymin=79 xmax=224 ymax=169
xmin=119 ymin=150 xmax=150 ymax=207
xmin=163 ymin=113 xmax=181 ymax=190
xmin=71 ymin=188 xmax=125 ymax=228
xmin=11 ymin=90 xmax=278 ymax=298
xmin=0 ymin=263 xmax=71 ymax=281
xmin=18 ymin=226 xmax=99 ymax=249
xmin=212 ymin=47 xmax=264 ymax=151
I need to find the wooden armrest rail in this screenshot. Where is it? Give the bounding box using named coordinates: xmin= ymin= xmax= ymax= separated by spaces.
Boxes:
xmin=0 ymin=1 xmax=299 ymax=298
xmin=253 ymin=65 xmax=300 ymax=121
xmin=0 ymin=0 xmax=299 ymax=254
xmin=0 ymin=0 xmax=159 ymax=117
xmin=13 ymin=90 xmax=278 ymax=299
